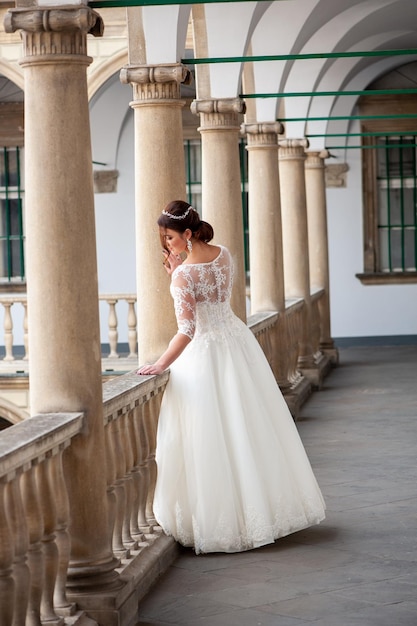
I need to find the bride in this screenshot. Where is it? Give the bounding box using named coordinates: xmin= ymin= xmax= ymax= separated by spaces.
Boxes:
xmin=138 ymin=199 xmax=325 ymax=554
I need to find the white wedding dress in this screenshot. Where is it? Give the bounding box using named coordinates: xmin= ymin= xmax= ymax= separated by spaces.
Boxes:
xmin=153 ymin=245 xmax=325 ymax=554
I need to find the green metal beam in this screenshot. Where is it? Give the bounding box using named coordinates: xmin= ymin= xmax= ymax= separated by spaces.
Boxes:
xmin=279 ymin=114 xmax=417 ymax=122
xmin=241 ymin=88 xmax=417 ymax=98
xmin=90 ymin=0 xmax=272 ymax=7
xmin=326 ymin=144 xmax=417 ymax=150
xmin=308 ymin=131 xmax=417 ymax=138
xmin=183 ymin=48 xmax=417 ymax=65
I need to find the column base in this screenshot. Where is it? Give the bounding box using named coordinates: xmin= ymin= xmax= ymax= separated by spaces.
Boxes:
xmin=283 ymin=374 xmax=312 ymax=420
xmin=298 ymin=351 xmax=331 ymax=390
xmin=320 ymin=341 xmax=339 ymax=365
xmin=66 ymin=535 xmax=180 ymax=626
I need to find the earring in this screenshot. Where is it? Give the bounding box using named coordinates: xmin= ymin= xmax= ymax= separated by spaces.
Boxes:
xmin=187 ymin=239 xmax=193 ymax=253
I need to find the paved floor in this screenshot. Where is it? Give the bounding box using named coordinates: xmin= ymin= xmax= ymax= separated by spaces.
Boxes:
xmin=136 ymin=344 xmax=417 ymax=626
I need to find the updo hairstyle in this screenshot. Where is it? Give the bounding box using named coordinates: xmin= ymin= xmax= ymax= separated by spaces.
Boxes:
xmin=158 ymin=200 xmax=214 ymax=243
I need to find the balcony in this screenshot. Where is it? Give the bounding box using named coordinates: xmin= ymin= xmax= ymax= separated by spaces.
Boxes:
xmin=0 ymin=289 xmax=336 ymax=625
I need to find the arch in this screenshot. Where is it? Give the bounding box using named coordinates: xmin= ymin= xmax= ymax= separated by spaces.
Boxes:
xmin=88 ymin=48 xmax=128 ymax=102
xmin=0 ymin=59 xmax=24 ymax=92
xmin=0 ymin=397 xmax=29 ymax=427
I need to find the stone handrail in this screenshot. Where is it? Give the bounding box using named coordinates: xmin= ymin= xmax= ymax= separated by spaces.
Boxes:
xmin=0 ymin=294 xmax=138 ymax=362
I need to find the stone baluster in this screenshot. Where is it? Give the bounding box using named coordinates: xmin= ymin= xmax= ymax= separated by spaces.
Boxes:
xmin=126 ymin=298 xmax=137 ymax=358
xmin=137 ymin=403 xmax=151 ymax=535
xmin=4 ymin=4 xmax=119 ymax=595
xmin=23 ymin=301 xmax=29 ymax=360
xmin=128 ymin=407 xmax=144 ymax=542
xmin=191 ymin=98 xmax=247 ymax=322
xmin=145 ymin=396 xmax=161 ymax=527
xmin=305 ymin=151 xmax=338 ymax=364
xmin=104 ymin=422 xmax=119 ymax=555
xmin=107 ymin=299 xmax=119 ymax=358
xmin=110 ymin=419 xmax=129 ymax=559
xmin=3 ymin=302 xmax=14 ymax=361
xmin=7 ymin=479 xmax=30 ymax=626
xmin=5 ymin=477 xmax=29 ymax=626
xmin=50 ymin=449 xmax=75 ymax=617
xmin=120 ymin=61 xmax=190 ymax=364
xmin=21 ymin=468 xmax=43 ymax=626
xmin=120 ymin=411 xmax=138 ymax=551
xmin=36 ymin=460 xmax=63 ymax=625
xmin=0 ymin=480 xmax=14 ymax=625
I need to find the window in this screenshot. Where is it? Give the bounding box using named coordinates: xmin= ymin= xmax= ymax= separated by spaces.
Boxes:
xmin=0 ymin=147 xmax=25 ymax=285
xmin=184 ymin=139 xmax=202 ymax=212
xmin=376 ymin=136 xmax=417 ymax=273
xmin=357 ymin=94 xmax=417 ymax=284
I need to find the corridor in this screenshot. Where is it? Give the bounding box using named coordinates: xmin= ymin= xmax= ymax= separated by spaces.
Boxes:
xmin=136 ymin=343 xmax=417 ymax=626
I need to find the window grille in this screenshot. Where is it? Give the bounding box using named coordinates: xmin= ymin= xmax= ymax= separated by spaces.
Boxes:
xmin=0 ymin=147 xmax=25 ymax=282
xmin=376 ymin=135 xmax=417 ymax=272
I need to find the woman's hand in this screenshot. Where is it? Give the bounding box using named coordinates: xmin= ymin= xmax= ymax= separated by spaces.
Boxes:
xmin=162 ymin=250 xmax=183 ymax=275
xmin=137 ymin=363 xmax=165 ymax=376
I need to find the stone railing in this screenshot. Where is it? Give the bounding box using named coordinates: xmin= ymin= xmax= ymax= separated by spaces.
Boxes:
xmin=0 ymin=289 xmax=331 ymax=623
xmin=0 ymin=294 xmax=138 ymax=367
xmin=0 ymin=411 xmax=86 ymax=624
xmin=0 ymin=371 xmax=176 ymax=624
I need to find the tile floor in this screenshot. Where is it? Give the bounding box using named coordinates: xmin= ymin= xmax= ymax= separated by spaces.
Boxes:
xmin=135 ymin=344 xmax=417 ymax=625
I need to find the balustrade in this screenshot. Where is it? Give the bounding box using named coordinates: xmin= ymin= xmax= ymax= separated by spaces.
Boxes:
xmin=0 ymin=295 xmax=137 ymax=368
xmin=0 ymin=289 xmax=331 ymax=623
xmin=0 ymin=412 xmax=84 ymax=625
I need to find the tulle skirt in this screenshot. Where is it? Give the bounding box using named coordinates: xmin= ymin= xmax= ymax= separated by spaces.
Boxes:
xmin=153 ymin=316 xmax=325 ymax=554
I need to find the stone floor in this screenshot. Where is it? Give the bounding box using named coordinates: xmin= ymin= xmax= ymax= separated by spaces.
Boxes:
xmin=135 ymin=344 xmax=417 ymax=626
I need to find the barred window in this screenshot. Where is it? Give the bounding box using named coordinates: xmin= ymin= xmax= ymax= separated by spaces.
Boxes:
xmin=376 ymin=136 xmax=417 ymax=273
xmin=0 ymin=147 xmax=25 ymax=283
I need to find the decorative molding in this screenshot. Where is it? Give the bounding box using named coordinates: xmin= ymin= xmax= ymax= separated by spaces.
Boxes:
xmin=242 ymin=121 xmax=283 ymax=148
xmin=4 ymin=6 xmax=103 ymax=36
xmin=305 ymin=150 xmax=329 ymax=170
xmin=356 ymin=272 xmax=417 ymax=285
xmin=325 ymin=162 xmax=349 ymax=188
xmin=4 ymin=6 xmax=103 ymax=59
xmin=93 ymin=170 xmax=119 ymax=194
xmin=278 ymin=138 xmax=309 ymax=160
xmin=120 ymin=63 xmax=191 ymax=102
xmin=191 ymin=98 xmax=246 ymax=131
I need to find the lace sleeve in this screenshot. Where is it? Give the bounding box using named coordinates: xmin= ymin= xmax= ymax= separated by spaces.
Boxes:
xmin=171 ymin=267 xmax=196 ymax=340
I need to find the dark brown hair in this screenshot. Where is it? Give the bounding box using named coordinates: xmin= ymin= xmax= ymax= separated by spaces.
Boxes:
xmin=158 ymin=200 xmax=214 ymax=243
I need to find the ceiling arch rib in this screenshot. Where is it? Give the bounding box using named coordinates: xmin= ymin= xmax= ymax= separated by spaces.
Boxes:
xmin=320 ymin=55 xmax=417 ymax=157
xmin=248 ymin=0 xmax=321 ymax=122
xmin=305 ymin=32 xmax=416 ymax=149
xmin=198 ymin=2 xmax=270 ymax=99
xmin=140 ymin=4 xmax=191 ymax=64
xmin=281 ymin=0 xmax=405 ymax=139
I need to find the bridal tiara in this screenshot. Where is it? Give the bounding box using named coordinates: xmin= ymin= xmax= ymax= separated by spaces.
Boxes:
xmin=162 ymin=206 xmax=194 ymax=220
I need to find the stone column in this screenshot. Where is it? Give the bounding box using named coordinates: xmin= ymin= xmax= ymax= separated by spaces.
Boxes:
xmin=279 ymin=139 xmax=327 ymax=387
xmin=191 ymin=98 xmax=246 ymax=321
xmin=4 ymin=5 xmax=119 ymax=592
xmin=305 ymin=151 xmax=339 ymax=364
xmin=243 ymin=122 xmax=291 ymax=390
xmin=120 ymin=64 xmax=190 ymax=364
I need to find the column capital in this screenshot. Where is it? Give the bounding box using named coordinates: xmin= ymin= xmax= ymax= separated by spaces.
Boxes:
xmin=242 ymin=121 xmax=284 ymax=148
xmin=191 ymin=98 xmax=246 ymax=131
xmin=120 ymin=63 xmax=191 ymax=102
xmin=305 ymin=149 xmax=330 ymax=169
xmin=4 ymin=5 xmax=103 ymax=60
xmin=278 ymin=138 xmax=309 ymax=160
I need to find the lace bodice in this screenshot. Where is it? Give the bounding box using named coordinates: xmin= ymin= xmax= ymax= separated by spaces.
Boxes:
xmin=170 ymin=245 xmax=235 ymax=339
